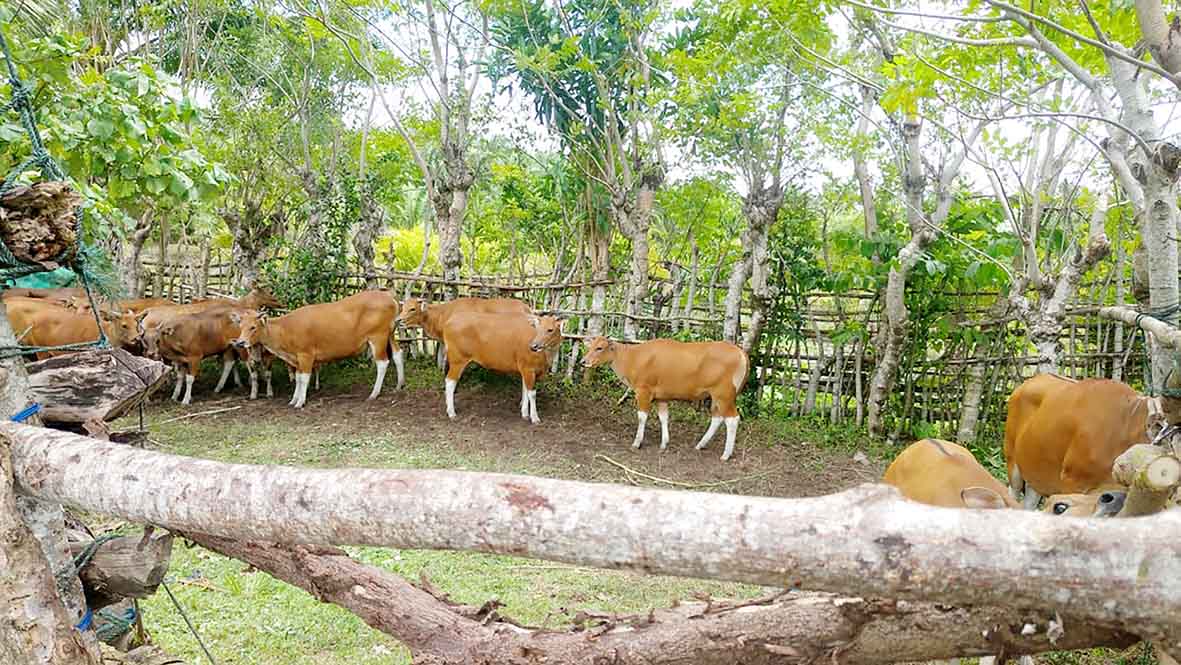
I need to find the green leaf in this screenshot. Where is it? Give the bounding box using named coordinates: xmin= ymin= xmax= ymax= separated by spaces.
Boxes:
xmin=0 ymin=122 xmax=25 ymax=142
xmin=86 ymin=118 xmax=115 ymax=140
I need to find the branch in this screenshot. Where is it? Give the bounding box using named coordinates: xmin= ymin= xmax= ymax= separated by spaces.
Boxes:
xmin=185 ymin=533 xmax=1140 ymax=664
xmin=989 ymin=0 xmax=1181 ymax=88
xmin=5 ymin=422 xmax=1181 ymax=649
xmin=882 ymin=19 xmax=1036 ymax=47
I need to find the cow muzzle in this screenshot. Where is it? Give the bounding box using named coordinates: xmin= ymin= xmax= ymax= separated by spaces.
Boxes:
xmin=1094 ymin=490 xmax=1127 ymax=517
xmin=231 ymin=339 xmax=249 ymax=349
xmin=530 ymin=343 xmax=544 ymax=352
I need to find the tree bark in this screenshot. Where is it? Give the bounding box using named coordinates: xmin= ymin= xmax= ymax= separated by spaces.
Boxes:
xmin=8 ymin=423 xmax=1181 ymax=652
xmin=0 ymin=304 xmax=99 ymax=665
xmin=1134 ymin=0 xmax=1181 ymax=75
xmin=119 ymin=213 xmax=153 ymax=298
xmin=186 ymin=533 xmax=1138 ymax=665
xmin=614 ymin=173 xmax=661 ymax=341
xmin=25 ymin=350 xmax=171 ymax=425
xmin=0 ymin=183 xmax=81 ymax=270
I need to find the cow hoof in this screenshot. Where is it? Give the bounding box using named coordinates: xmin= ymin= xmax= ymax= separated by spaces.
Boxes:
xmin=632 ymin=441 xmax=642 ymax=450
xmin=695 ymin=442 xmax=708 ymax=451
xmin=720 ymin=453 xmax=732 ymax=462
xmin=530 ymin=417 xmax=540 ymax=425
xmin=448 ymin=413 xmax=457 ymax=420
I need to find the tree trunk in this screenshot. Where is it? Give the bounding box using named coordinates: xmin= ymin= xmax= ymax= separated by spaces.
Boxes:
xmin=614 ymin=175 xmax=660 ymax=341
xmin=587 ymin=222 xmax=611 ymax=337
xmin=8 ymin=425 xmax=1181 ymax=654
xmin=853 ymin=85 xmax=879 ymax=254
xmin=722 ymin=253 xmax=750 ymax=344
xmin=740 ymin=195 xmax=780 ymax=353
xmin=0 ymin=304 xmax=99 ymax=665
xmin=1134 ymin=0 xmax=1181 ymax=75
xmin=24 ymin=350 xmax=171 ymax=425
xmin=681 ymin=237 xmax=699 ymax=333
xmin=353 ymin=195 xmax=383 ymax=290
xmin=119 ymin=213 xmax=152 ymax=298
xmin=1138 ymin=146 xmax=1181 ymax=391
xmin=187 ymin=533 xmax=1137 ymax=665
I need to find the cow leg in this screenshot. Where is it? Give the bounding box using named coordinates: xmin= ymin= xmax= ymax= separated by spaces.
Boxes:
xmin=1021 ymin=484 xmax=1042 ymax=511
xmin=392 ymin=348 xmax=405 ymax=390
xmin=520 ymin=379 xmax=530 ymax=420
xmin=522 ymin=371 xmax=540 ymax=424
xmin=436 ymin=343 xmax=446 ymax=371
xmin=314 ymin=367 xmax=320 ymax=391
xmin=696 ymin=415 xmax=723 ymax=451
xmin=287 ymin=365 xmax=299 ymax=406
xmin=214 ymin=351 xmax=235 ymax=393
xmin=181 ymin=361 xmax=199 ymax=405
xmin=232 ymin=361 xmax=243 ymax=388
xmin=633 ymin=390 xmax=652 ymax=449
xmin=370 ymin=359 xmax=389 ymax=400
xmin=265 ymin=362 xmax=274 ymax=398
xmin=293 ymin=373 xmax=312 ymax=408
xmin=171 ymin=363 xmax=184 ymax=401
xmin=444 ymin=353 xmax=469 ymax=419
xmin=722 ymin=415 xmax=740 ymax=461
xmin=656 ymin=402 xmax=670 ymax=450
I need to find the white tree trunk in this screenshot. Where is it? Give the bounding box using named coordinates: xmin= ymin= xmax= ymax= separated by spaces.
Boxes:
xmin=7 ymin=422 xmax=1181 ymax=655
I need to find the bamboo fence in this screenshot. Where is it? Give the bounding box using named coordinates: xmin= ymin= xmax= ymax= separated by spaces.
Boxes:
xmin=138 ymin=252 xmax=1146 ymax=440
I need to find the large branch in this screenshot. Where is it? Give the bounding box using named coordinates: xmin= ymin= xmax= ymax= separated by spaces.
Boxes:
xmin=6 ymin=423 xmax=1181 ymax=650
xmin=186 ymin=533 xmax=1138 ymax=665
xmin=1134 ymin=0 xmax=1181 ymax=74
xmin=1099 ymin=306 xmax=1181 ymax=349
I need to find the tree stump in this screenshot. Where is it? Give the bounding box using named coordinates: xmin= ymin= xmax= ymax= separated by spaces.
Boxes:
xmin=0 ymin=181 xmax=81 ymax=269
xmin=25 ymin=348 xmax=171 ymax=425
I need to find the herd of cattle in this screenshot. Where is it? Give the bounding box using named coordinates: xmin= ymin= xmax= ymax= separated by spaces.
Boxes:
xmin=0 ymin=286 xmax=750 ymax=460
xmin=1 ymin=286 xmax=1171 ymax=512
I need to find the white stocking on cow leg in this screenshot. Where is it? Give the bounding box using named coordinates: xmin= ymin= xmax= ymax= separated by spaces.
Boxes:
xmin=171 ymin=364 xmax=184 ymax=401
xmin=696 ymin=416 xmax=723 ymax=450
xmin=248 ymin=365 xmax=259 ymax=400
xmin=214 ymin=356 xmax=235 ymax=393
xmin=181 ymin=373 xmax=195 ymax=405
xmin=528 ymin=389 xmax=539 ymax=424
xmin=520 ymin=380 xmax=530 ymax=420
xmin=392 ymin=349 xmax=405 ymax=390
xmin=633 ymin=411 xmax=649 ymax=449
xmin=265 ymin=365 xmax=273 ymax=398
xmin=657 ymin=402 xmax=670 ymax=450
xmin=368 ymin=360 xmax=389 ymax=400
xmin=293 ymin=372 xmax=311 ymax=408
xmin=445 ymin=378 xmax=458 ymax=419
xmin=721 ymin=416 xmax=740 ymax=461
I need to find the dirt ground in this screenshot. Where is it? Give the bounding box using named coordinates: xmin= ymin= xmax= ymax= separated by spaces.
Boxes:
xmin=143 ymin=359 xmax=884 ymax=498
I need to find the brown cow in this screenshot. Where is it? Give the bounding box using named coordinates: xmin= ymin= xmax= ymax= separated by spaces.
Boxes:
xmin=1004 ymin=373 xmax=1152 ymax=509
xmin=439 ymin=312 xmax=564 ymax=422
xmin=145 ymin=308 xmax=257 ymax=404
xmin=5 ymin=297 xmax=139 ymax=359
xmin=398 ymin=296 xmax=532 ymax=367
xmin=2 ymin=287 xmax=83 ymax=305
xmin=582 ymin=337 xmax=749 ymax=461
xmin=231 ymin=290 xmax=403 ymax=408
xmin=192 ymin=287 xmax=283 ymax=310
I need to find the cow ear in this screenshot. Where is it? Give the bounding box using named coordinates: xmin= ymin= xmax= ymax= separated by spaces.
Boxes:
xmin=961 ymin=487 xmax=1007 ymax=510
xmin=228 ymin=311 xmax=241 ymax=325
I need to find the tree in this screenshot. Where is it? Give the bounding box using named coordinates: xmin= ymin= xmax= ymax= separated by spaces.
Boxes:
xmin=490 ymin=0 xmax=667 ymax=339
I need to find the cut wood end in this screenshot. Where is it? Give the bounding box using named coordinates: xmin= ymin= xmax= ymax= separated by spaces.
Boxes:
xmin=1145 ymin=456 xmax=1181 ymax=491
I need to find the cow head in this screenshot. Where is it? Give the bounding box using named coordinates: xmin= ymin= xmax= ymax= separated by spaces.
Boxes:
xmin=98 ymin=308 xmax=141 ymax=349
xmin=141 ymin=321 xmax=170 ymax=360
xmin=230 ymin=309 xmax=266 ymax=350
xmin=528 ymin=315 xmax=565 ymax=353
xmin=1043 ymin=490 xmax=1127 ymax=518
xmin=397 ymin=298 xmax=426 ymax=327
xmin=241 ymin=287 xmax=283 ymax=311
xmin=581 ymin=336 xmax=616 ymax=368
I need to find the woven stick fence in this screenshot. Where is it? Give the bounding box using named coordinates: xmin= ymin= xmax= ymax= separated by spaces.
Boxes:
xmin=139 ymin=254 xmax=1145 ymax=441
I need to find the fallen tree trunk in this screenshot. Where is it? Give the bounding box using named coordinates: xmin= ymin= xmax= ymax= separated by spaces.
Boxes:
xmin=25 ymin=349 xmax=171 ymax=424
xmin=186 ymin=533 xmax=1139 ymax=665
xmin=5 ymin=423 xmax=1181 ymax=652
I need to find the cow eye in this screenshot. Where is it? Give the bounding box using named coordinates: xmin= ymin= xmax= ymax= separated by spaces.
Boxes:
xmin=1052 ymin=503 xmax=1068 ymax=515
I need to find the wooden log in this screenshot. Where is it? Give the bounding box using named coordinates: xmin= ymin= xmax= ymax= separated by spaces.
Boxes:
xmin=1112 ymin=444 xmax=1181 ymax=516
xmin=188 ymin=533 xmax=1138 ymax=665
xmin=68 ymin=531 xmax=173 ymax=611
xmin=100 ymin=644 xmax=183 ymax=664
xmin=6 ymin=421 xmax=1181 ymax=649
xmin=25 ymin=349 xmax=171 ymax=424
xmin=0 ymin=181 xmax=81 ymax=269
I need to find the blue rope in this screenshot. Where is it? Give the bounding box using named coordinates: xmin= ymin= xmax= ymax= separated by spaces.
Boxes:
xmin=75 ymin=608 xmax=93 ymax=631
xmin=10 ymin=402 xmax=38 ymax=421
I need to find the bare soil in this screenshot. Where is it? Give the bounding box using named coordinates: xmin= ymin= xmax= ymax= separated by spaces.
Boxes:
xmin=146 ymin=361 xmax=884 ymax=499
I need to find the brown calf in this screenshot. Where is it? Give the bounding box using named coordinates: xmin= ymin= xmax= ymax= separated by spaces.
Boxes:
xmin=582 ymin=337 xmax=749 ymax=461
xmin=1005 ymin=373 xmax=1151 ymax=509
xmin=439 ymin=312 xmax=564 ymax=422
xmin=885 ymin=440 xmax=1128 ymax=517
xmin=146 ymin=308 xmax=257 ymax=404
xmin=4 ymin=297 xmax=139 ymax=359
xmin=231 ymin=290 xmax=403 ymax=408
